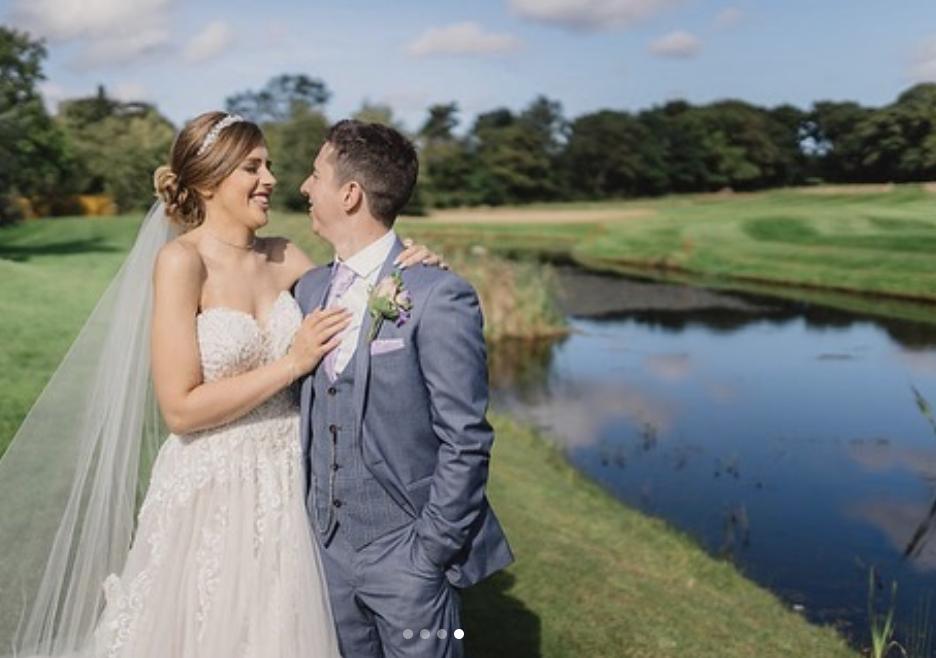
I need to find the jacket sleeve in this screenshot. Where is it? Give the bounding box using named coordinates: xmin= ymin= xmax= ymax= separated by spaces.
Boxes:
xmin=413 ymin=274 xmax=494 ymax=568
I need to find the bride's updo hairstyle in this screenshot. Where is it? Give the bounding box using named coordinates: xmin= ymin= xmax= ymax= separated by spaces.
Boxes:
xmin=154 ymin=111 xmax=265 ymax=231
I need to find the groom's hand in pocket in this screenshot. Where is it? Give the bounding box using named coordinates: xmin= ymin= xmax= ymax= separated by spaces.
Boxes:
xmin=408 ymin=526 xmax=444 ymax=578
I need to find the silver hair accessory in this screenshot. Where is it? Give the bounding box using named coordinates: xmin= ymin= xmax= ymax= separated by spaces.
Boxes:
xmin=196 ymin=113 xmax=246 ymax=156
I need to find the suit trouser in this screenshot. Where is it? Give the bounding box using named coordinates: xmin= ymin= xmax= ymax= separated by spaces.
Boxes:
xmin=318 ymin=520 xmax=465 ymax=658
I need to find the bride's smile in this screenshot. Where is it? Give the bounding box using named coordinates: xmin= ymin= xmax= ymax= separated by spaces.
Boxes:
xmin=205 ymin=144 xmax=277 ymax=230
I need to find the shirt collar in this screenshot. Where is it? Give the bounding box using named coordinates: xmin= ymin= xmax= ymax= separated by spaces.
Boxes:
xmin=336 ymin=229 xmax=397 ymax=280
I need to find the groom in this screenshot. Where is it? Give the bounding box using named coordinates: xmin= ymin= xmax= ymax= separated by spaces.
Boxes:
xmin=293 ymin=120 xmax=514 ymax=658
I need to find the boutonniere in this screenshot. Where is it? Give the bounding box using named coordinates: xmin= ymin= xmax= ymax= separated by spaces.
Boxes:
xmin=367 ymin=271 xmax=413 ymax=341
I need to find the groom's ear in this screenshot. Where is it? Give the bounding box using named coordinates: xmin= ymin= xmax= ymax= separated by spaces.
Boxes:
xmin=341 ymin=180 xmax=364 ymax=214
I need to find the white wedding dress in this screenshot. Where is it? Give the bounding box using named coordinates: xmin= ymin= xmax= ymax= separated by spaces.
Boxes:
xmin=88 ymin=290 xmax=340 ymax=658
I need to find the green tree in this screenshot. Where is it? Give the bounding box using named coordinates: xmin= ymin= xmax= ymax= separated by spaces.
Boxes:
xmin=58 ymin=90 xmax=175 ymax=211
xmin=520 ymin=96 xmax=566 ymax=155
xmin=417 ymin=102 xmax=475 ymax=208
xmin=58 ymin=84 xmax=119 ymax=127
xmin=226 ymin=74 xmax=330 ymax=124
xmin=803 ymin=101 xmax=873 ymax=181
xmin=767 ymin=104 xmax=809 ymax=185
xmin=566 ymin=110 xmax=668 ymax=198
xmin=698 ymin=100 xmax=791 ymax=189
xmin=640 ymin=102 xmax=712 ymax=192
xmin=352 ymin=100 xmax=403 ymax=130
xmin=420 ymin=102 xmax=459 ymax=142
xmin=851 ymin=84 xmax=936 ymax=182
xmin=466 ymin=98 xmax=567 ymax=205
xmin=0 ymin=26 xmax=70 ymax=221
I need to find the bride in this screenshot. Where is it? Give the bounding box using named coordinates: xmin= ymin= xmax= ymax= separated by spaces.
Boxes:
xmin=0 ymin=111 xmax=443 ymax=657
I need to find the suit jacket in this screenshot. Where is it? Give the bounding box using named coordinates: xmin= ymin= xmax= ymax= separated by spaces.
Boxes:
xmin=294 ymin=237 xmax=515 ymax=588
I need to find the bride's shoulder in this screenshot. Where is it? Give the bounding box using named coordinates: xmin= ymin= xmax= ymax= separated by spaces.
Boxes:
xmin=154 ymin=236 xmax=206 ymax=284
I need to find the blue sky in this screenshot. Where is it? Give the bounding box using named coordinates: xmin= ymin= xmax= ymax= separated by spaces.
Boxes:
xmin=4 ymin=0 xmax=936 ymax=132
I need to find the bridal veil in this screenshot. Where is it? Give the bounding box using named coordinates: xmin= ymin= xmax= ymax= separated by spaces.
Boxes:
xmin=0 ymin=202 xmax=176 ymax=657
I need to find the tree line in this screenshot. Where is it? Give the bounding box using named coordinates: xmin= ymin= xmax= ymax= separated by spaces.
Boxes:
xmin=3 ymin=25 xmax=936 ymax=224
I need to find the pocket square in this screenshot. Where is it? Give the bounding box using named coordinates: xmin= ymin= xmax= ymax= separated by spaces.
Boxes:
xmin=370 ymin=338 xmax=405 ymax=355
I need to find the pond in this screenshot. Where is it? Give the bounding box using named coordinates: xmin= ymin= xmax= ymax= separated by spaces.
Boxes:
xmin=490 ymin=266 xmax=936 ymax=648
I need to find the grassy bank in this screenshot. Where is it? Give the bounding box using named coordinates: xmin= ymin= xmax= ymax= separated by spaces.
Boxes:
xmin=388 ymin=183 xmax=936 ymax=325
xmin=472 ymin=415 xmax=857 ymax=657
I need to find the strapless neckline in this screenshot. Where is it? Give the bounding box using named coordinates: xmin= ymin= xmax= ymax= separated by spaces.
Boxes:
xmin=197 ymin=289 xmax=295 ymax=332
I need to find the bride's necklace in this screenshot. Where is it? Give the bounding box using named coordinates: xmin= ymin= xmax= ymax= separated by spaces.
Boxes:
xmin=205 ymin=229 xmax=256 ymax=250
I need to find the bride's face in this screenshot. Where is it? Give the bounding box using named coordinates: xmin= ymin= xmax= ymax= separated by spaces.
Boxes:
xmin=206 ymin=145 xmax=276 ymax=229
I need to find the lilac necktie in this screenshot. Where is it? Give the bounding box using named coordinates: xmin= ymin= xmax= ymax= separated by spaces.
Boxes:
xmin=324 ymin=263 xmax=356 ymax=381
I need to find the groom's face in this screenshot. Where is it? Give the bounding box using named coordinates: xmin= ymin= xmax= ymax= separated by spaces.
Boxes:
xmin=300 ymin=143 xmax=344 ymax=242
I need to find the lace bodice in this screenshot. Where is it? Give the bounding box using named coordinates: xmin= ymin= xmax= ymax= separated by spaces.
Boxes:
xmin=187 ymin=290 xmax=303 ymax=432
xmin=196 ymin=289 xmax=301 ymax=383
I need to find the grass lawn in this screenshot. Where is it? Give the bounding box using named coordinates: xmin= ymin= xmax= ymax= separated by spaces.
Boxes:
xmin=0 ymin=216 xmax=143 ymax=451
xmin=0 ymin=207 xmax=861 ymax=656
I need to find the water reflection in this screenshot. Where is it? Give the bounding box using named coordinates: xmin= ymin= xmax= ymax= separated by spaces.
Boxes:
xmin=489 ymin=267 xmax=936 ymax=648
xmin=555 ymin=266 xmax=936 ymax=350
xmin=720 ymin=503 xmax=751 ymax=561
xmin=852 ymin=499 xmax=936 ymax=570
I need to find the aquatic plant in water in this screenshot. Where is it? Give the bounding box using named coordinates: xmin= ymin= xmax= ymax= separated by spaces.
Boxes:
xmin=866 ymin=566 xmax=905 ymax=658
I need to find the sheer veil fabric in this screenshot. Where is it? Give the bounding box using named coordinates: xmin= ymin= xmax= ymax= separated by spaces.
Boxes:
xmin=0 ymin=202 xmax=176 ymax=657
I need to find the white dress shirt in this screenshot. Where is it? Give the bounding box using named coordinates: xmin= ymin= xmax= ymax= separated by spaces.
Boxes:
xmin=327 ymin=229 xmax=398 ymax=376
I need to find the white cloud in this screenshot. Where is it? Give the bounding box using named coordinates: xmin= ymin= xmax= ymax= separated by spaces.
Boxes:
xmin=509 ymin=0 xmax=684 ymax=31
xmin=504 ymin=381 xmax=677 ymax=450
xmin=183 ymin=21 xmax=235 ymax=63
xmin=897 ymin=348 xmax=936 ymax=375
xmin=714 ymin=6 xmax=743 ymax=29
xmin=910 ymin=37 xmax=936 ymax=83
xmin=7 ymin=0 xmax=173 ymax=67
xmin=406 ymin=22 xmax=522 ymax=57
xmin=79 ymin=27 xmax=170 ymax=66
xmin=643 ymin=353 xmax=692 ymax=382
xmin=850 ymin=499 xmax=936 ymax=572
xmin=649 ymin=30 xmax=702 ymax=58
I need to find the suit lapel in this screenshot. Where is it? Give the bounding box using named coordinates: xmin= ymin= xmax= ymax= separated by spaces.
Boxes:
xmin=316 ymin=261 xmax=336 ymax=309
xmin=351 ymin=238 xmax=406 ymax=442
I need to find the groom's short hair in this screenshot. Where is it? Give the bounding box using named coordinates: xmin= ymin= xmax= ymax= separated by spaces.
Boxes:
xmin=324 ymin=120 xmax=418 ymax=227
